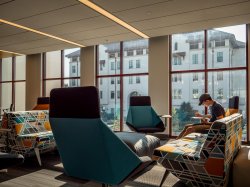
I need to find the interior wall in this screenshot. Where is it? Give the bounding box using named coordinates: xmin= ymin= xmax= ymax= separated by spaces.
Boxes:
xmin=26 ymin=54 xmax=41 ymax=110
xmin=149 ymin=36 xmax=170 ymax=133
xmin=80 ymin=46 xmax=96 ymax=86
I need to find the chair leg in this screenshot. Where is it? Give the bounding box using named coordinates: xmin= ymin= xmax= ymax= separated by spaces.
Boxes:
xmin=34 ymin=147 xmax=42 ymax=166
xmin=159 ymin=169 xmax=170 ymax=187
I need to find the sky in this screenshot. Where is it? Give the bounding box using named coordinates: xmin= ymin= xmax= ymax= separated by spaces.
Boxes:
xmin=215 ymin=24 xmax=246 ymax=42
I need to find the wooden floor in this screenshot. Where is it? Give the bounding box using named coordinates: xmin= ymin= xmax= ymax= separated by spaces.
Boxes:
xmin=0 ymin=151 xmax=186 ymax=187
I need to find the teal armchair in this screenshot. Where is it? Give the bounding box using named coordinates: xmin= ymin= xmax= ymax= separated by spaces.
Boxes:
xmin=49 ymin=86 xmax=152 ymax=186
xmin=126 ymin=96 xmax=166 ymax=133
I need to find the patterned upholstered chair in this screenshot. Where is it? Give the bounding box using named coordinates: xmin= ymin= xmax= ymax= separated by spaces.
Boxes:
xmin=153 ymin=113 xmax=243 ymax=187
xmin=126 ymin=96 xmax=168 ymax=133
xmin=0 ymin=110 xmax=55 ymax=165
xmin=32 ymin=97 xmax=50 ymax=110
xmin=49 ymin=86 xmax=153 ymax=186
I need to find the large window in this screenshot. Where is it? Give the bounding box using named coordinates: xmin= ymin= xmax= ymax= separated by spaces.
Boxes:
xmin=0 ymin=56 xmax=26 ymax=114
xmin=43 ymin=48 xmax=80 ymax=96
xmin=97 ymin=39 xmax=149 ymax=131
xmin=171 ymin=25 xmax=247 ymax=141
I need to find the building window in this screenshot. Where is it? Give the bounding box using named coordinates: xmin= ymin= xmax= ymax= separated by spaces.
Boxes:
xmin=192 ymin=54 xmax=198 ymax=64
xmin=172 ymin=74 xmax=182 ymax=82
xmin=111 ymin=77 xmax=115 ymax=84
xmin=129 ymin=60 xmax=133 ymax=69
xmin=111 ymin=91 xmax=115 ymax=99
xmin=193 ymin=89 xmax=199 ymax=99
xmin=117 ymin=61 xmax=120 ymax=70
xmin=215 ymin=40 xmax=225 ymax=47
xmin=109 ymin=53 xmax=115 ymax=58
xmin=117 ymin=77 xmax=120 ymax=84
xmin=217 ymin=52 xmax=223 ymax=62
xmin=72 ymin=57 xmax=77 ymax=62
xmin=100 ymin=78 xmax=103 ymax=85
xmin=173 ymin=89 xmax=182 ymax=99
xmin=217 ymin=72 xmax=223 ymax=81
xmin=117 ymin=91 xmax=120 ymax=99
xmin=136 ymin=76 xmax=140 ymax=84
xmin=217 ymin=88 xmax=223 ymax=99
xmin=127 ymin=50 xmax=133 ymax=56
xmin=173 ymin=57 xmax=182 ymax=65
xmin=100 ymin=91 xmax=103 ymax=99
xmin=136 ymin=49 xmax=143 ymax=55
xmin=111 ymin=62 xmax=115 ymax=70
xmin=72 ymin=65 xmax=76 ymax=73
xmin=129 ymin=77 xmax=133 ymax=84
xmin=190 ymin=42 xmax=199 ymax=50
xmin=174 ymin=42 xmax=178 ymax=51
xmin=71 ymin=79 xmax=76 ymax=86
xmin=136 ymin=60 xmax=141 ymax=68
xmin=202 ymin=54 xmax=204 ymax=64
xmin=193 ymin=73 xmax=198 ymax=81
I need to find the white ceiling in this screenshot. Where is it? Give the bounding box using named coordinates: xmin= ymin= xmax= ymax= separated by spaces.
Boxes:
xmin=0 ymin=0 xmax=250 ymax=57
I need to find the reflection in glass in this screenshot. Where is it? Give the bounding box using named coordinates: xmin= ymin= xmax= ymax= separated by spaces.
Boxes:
xmin=64 ymin=48 xmax=80 ymax=78
xmin=171 ymin=73 xmax=205 ymax=136
xmin=15 ymin=82 xmax=25 ymax=111
xmin=208 ymin=70 xmax=247 ymax=140
xmin=98 ymin=77 xmax=120 ymax=131
xmin=207 ymin=25 xmax=246 ymax=69
xmin=123 ymin=75 xmax=148 ymax=131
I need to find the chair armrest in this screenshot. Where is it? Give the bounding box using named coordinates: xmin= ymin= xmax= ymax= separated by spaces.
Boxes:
xmin=159 ymin=114 xmax=172 ymax=118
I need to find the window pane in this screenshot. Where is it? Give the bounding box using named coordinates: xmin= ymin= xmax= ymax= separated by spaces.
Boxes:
xmin=208 ymin=70 xmax=247 ymax=140
xmin=172 ymin=31 xmax=204 ymax=71
xmin=15 ymin=56 xmax=26 ymax=80
xmin=98 ymin=77 xmax=120 ymax=131
xmin=45 ymin=80 xmax=61 ymax=97
xmin=207 ymin=25 xmax=246 ymax=69
xmin=171 ymin=73 xmax=205 ymax=136
xmin=63 ymin=79 xmax=80 ymax=88
xmin=15 ymin=82 xmax=25 ymax=111
xmin=98 ymin=43 xmax=120 ymax=76
xmin=123 ymin=39 xmax=148 ymax=74
xmin=64 ymin=48 xmax=80 ymax=78
xmin=1 ymin=57 xmax=12 ymax=81
xmin=46 ymin=51 xmax=61 ymax=78
xmin=0 ymin=83 xmax=12 ymax=115
xmin=123 ymin=75 xmax=148 ymax=131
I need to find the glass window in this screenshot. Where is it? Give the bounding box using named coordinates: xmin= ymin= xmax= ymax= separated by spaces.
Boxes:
xmin=100 ymin=91 xmax=103 ymax=99
xmin=1 ymin=57 xmax=12 ymax=81
xmin=97 ymin=39 xmax=149 ymax=131
xmin=171 ymin=25 xmax=247 ymax=141
xmin=15 ymin=56 xmax=26 ymax=80
xmin=46 ymin=51 xmax=61 ymax=78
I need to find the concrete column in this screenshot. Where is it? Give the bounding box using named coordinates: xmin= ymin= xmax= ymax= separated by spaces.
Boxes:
xmin=149 ymin=36 xmax=170 ymax=134
xmin=26 ymin=54 xmax=42 ymax=110
xmin=149 ymin=36 xmax=170 ymax=114
xmin=80 ymin=46 xmax=96 ymax=86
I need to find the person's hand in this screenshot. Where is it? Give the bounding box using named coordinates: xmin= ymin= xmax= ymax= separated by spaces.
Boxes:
xmin=195 ymin=112 xmax=203 ymax=117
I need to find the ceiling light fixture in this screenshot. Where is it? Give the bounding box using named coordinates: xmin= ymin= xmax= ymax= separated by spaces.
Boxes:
xmin=0 ymin=49 xmax=24 ymax=56
xmin=0 ymin=19 xmax=85 ymax=48
xmin=78 ymin=0 xmax=149 ymax=39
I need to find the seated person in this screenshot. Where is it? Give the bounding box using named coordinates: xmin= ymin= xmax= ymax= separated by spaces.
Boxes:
xmin=177 ymin=93 xmax=225 ymax=139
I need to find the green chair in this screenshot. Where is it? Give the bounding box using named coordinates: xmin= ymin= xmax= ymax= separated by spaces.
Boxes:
xmin=49 ymin=86 xmax=152 ymax=186
xmin=126 ymin=96 xmax=166 ymax=133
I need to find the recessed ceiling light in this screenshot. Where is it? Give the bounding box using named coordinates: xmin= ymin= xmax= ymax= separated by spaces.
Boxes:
xmin=0 ymin=49 xmax=24 ymax=56
xmin=0 ymin=19 xmax=85 ymax=48
xmin=78 ymin=0 xmax=149 ymax=39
